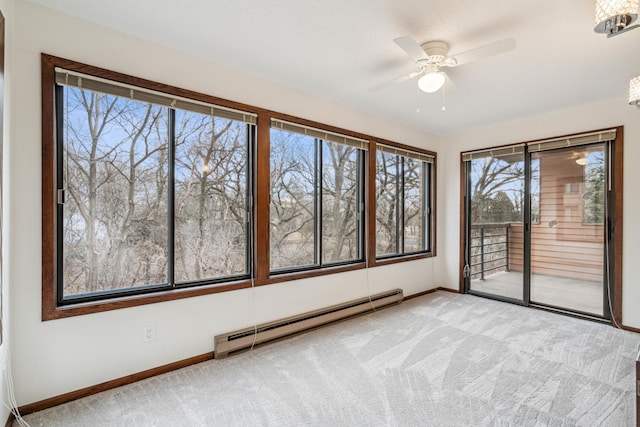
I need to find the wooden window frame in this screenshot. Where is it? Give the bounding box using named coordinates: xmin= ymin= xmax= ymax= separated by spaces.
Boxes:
xmin=42 ymin=54 xmax=437 ymax=320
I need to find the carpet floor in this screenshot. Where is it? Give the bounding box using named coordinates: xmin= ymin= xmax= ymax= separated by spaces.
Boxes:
xmin=16 ymin=291 xmax=640 ymax=426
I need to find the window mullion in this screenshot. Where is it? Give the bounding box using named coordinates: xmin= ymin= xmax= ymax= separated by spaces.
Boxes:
xmin=396 ymin=156 xmax=402 ymax=255
xmin=246 ymin=124 xmax=255 ymax=278
xmin=403 ymin=156 xmax=408 ymax=254
xmin=422 ymin=162 xmax=428 ymax=251
xmin=316 ymin=138 xmax=322 ymax=266
xmin=168 ymin=108 xmax=176 ymax=287
xmin=357 ymin=150 xmax=365 ymax=261
xmin=55 ymin=84 xmax=66 ymax=306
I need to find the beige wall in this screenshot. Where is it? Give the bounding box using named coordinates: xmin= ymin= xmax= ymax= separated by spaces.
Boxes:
xmin=9 ymin=1 xmax=440 ymax=406
xmin=0 ymin=0 xmax=13 ymax=423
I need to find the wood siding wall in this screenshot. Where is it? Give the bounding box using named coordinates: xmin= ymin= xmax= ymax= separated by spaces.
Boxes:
xmin=509 ymin=148 xmax=604 ymax=282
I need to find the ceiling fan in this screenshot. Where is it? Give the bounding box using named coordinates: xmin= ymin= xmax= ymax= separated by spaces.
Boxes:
xmin=372 ymin=36 xmax=516 ymax=93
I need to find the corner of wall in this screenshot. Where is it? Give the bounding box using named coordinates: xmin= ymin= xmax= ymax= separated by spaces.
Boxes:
xmin=0 ymin=0 xmax=15 ymax=424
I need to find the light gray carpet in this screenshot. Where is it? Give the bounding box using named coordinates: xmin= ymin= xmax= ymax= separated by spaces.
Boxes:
xmin=16 ymin=292 xmax=640 ymax=426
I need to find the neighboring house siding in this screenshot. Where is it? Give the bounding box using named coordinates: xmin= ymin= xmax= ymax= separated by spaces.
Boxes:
xmin=509 ymin=150 xmax=603 ymax=282
xmin=509 ymin=150 xmax=604 ymax=282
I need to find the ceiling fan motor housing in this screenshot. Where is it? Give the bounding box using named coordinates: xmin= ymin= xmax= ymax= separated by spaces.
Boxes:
xmin=420 ymin=40 xmax=449 ymax=64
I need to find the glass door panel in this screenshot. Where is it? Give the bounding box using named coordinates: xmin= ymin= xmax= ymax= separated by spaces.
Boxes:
xmin=529 ymin=144 xmax=605 ymax=316
xmin=468 ymin=153 xmax=525 ymax=302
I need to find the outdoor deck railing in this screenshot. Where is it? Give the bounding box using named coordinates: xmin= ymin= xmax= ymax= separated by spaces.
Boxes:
xmin=470 ymin=223 xmax=510 ymax=280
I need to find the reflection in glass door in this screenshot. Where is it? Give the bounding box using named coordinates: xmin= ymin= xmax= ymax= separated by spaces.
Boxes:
xmin=529 ymin=144 xmax=606 ymax=316
xmin=466 ymin=149 xmax=526 ymax=303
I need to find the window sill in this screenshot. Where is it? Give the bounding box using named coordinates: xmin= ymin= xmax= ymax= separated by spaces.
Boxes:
xmin=43 ymin=280 xmax=252 ymax=321
xmin=43 ymin=253 xmax=435 ymax=320
xmin=374 ymin=252 xmax=433 ymax=267
xmin=262 ymin=262 xmax=367 ymax=286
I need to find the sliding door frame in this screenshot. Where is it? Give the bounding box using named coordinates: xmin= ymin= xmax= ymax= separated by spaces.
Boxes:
xmin=609 ymin=127 xmax=623 ymax=326
xmin=527 ymin=141 xmax=610 ymax=321
xmin=461 ymin=155 xmax=528 ymax=306
xmin=459 ymin=126 xmax=623 ymax=326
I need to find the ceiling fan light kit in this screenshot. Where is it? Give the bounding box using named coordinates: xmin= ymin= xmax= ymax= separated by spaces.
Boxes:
xmin=629 ymin=75 xmax=640 ymax=107
xmin=594 ymin=0 xmax=639 ymax=37
xmin=418 ymin=72 xmax=446 ymax=93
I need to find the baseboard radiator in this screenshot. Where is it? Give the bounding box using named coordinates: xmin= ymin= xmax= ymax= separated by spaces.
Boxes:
xmin=214 ymin=288 xmax=403 ymax=359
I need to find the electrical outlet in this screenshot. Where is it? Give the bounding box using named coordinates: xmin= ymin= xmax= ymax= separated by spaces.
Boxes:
xmin=144 ymin=325 xmax=156 ymax=343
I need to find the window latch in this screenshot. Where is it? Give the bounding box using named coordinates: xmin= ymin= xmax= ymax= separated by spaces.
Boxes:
xmin=57 ymin=189 xmax=65 ymax=205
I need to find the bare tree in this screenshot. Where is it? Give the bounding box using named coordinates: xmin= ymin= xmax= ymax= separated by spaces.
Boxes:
xmin=270 ymin=134 xmax=362 ymax=268
xmin=64 ymin=88 xmax=167 ymax=294
xmin=402 ymin=158 xmax=424 ymax=252
xmin=63 ymin=85 xmax=254 ymax=297
xmin=375 ymin=153 xmax=424 ymax=254
xmin=321 ymin=141 xmax=359 ymax=262
xmin=270 ymin=132 xmax=315 ymax=269
xmin=174 ymin=111 xmax=248 ymax=281
xmin=375 ymin=152 xmax=399 ymax=255
xmin=470 ymin=157 xmax=524 ymax=224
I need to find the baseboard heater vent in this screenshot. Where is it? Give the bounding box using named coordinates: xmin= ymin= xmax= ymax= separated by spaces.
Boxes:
xmin=214 ymin=288 xmax=403 ymax=359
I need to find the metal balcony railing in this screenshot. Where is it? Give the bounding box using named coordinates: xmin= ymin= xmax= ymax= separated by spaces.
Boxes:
xmin=470 ymin=223 xmax=510 ymax=280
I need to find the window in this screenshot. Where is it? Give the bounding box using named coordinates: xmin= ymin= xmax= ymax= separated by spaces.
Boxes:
xmin=173 ymin=110 xmax=251 ymax=282
xmin=55 ymin=68 xmax=254 ymax=303
xmin=269 ymin=120 xmax=366 ymax=272
xmin=42 ymin=56 xmax=436 ymax=319
xmin=375 ymin=145 xmax=432 ymax=258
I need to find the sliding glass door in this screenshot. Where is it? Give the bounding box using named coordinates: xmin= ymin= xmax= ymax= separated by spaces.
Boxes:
xmin=529 ymin=144 xmax=607 ymax=317
xmin=463 ymin=130 xmax=616 ymax=321
xmin=465 ymin=148 xmax=526 ymax=303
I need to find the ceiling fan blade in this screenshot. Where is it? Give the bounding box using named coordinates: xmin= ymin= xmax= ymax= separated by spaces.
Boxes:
xmin=443 ymin=73 xmax=456 ymax=94
xmin=448 ymin=38 xmax=516 ymax=67
xmin=369 ymin=70 xmax=423 ymax=92
xmin=393 ymin=36 xmax=429 ymax=61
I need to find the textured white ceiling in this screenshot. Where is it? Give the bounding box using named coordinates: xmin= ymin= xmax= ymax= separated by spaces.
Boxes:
xmin=26 ymin=0 xmax=640 ymax=134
